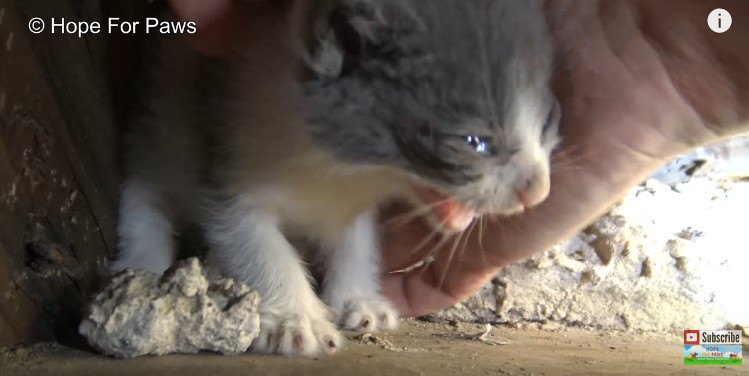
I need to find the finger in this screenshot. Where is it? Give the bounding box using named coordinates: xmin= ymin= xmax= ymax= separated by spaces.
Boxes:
xmin=168 ymin=0 xmax=232 ymax=24
xmin=380 ymin=203 xmax=437 ymax=272
xmin=382 ymin=184 xmax=610 ymax=318
xmin=382 ymin=212 xmax=508 ymax=316
xmin=382 ymin=262 xmax=498 ymax=317
xmin=167 ymin=0 xmax=240 ymax=55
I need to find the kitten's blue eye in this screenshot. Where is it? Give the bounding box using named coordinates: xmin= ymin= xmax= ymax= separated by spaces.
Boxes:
xmin=466 ymin=136 xmax=489 ymax=154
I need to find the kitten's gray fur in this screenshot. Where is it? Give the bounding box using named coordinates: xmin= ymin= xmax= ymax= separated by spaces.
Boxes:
xmin=115 ymin=0 xmax=559 ymax=356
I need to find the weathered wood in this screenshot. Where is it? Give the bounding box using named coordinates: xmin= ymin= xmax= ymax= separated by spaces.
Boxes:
xmin=0 ymin=0 xmax=147 ymax=346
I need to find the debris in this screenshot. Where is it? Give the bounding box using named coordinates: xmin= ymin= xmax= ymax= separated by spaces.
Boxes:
xmin=476 ymin=324 xmax=509 ymax=346
xmin=354 ymin=332 xmax=398 ymax=351
xmin=78 ymin=258 xmax=260 ymax=358
xmin=353 ymin=332 xmax=420 ymax=352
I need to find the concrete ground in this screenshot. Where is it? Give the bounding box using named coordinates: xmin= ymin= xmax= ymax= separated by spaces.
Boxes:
xmin=1 ymin=319 xmax=746 ymax=376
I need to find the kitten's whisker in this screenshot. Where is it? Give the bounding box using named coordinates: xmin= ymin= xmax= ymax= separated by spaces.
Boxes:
xmin=407 ymin=218 xmax=448 ymax=256
xmin=456 ymin=219 xmax=477 ymax=265
xmin=551 ymin=144 xmax=583 ymax=159
xmin=437 ymin=229 xmax=466 ymax=291
xmin=551 ymin=147 xmax=600 ymax=168
xmin=551 ymin=155 xmax=586 ymax=166
xmin=386 ymin=190 xmax=476 ymax=275
xmin=478 ymin=216 xmax=489 ymax=267
xmin=383 ymin=196 xmax=455 ymax=229
xmin=382 ymin=191 xmax=474 ymax=230
xmin=445 ymin=219 xmax=483 ymax=290
xmin=417 ymin=234 xmax=454 ymax=279
xmin=387 ymin=215 xmax=450 ymax=274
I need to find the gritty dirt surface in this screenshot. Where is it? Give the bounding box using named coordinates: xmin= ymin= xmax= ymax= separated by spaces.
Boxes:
xmin=1 ymin=319 xmax=746 ymax=376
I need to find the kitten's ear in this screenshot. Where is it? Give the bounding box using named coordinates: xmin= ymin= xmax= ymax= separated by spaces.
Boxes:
xmin=304 ymin=0 xmax=381 ymax=79
xmin=306 ymin=0 xmax=416 ymax=79
xmin=336 ymin=0 xmax=389 ymax=44
xmin=304 ymin=24 xmax=345 ymax=79
xmin=306 ymin=0 xmax=377 ymax=79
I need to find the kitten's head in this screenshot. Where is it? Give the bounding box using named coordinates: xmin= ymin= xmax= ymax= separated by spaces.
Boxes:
xmin=303 ymin=0 xmax=560 ymax=230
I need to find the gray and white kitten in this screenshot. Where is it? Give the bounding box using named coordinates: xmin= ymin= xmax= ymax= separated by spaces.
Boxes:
xmin=114 ymin=0 xmax=559 ymax=356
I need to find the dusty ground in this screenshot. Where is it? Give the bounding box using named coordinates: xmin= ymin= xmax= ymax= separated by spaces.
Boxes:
xmin=1 ymin=320 xmax=746 ymax=376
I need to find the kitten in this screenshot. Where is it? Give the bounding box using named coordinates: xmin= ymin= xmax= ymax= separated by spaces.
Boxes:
xmin=114 ymin=0 xmax=560 ymax=356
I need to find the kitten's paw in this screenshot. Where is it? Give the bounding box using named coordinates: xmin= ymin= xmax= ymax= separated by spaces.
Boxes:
xmin=252 ymin=309 xmax=343 ymax=356
xmin=339 ymin=297 xmax=399 ymax=332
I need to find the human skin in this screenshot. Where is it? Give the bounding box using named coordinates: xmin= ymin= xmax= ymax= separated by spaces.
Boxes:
xmin=167 ymin=0 xmax=749 ymax=317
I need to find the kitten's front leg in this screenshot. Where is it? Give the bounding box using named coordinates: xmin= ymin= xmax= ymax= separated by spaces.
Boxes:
xmin=113 ymin=179 xmax=176 ymax=274
xmin=206 ymin=198 xmax=342 ymax=356
xmin=322 ymin=210 xmax=399 ymax=332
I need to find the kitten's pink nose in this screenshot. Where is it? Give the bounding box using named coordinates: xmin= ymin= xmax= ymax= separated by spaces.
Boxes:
xmin=515 ymin=170 xmax=550 ymax=209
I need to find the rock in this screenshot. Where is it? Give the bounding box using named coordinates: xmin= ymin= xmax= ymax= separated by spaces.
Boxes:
xmin=78 ymin=258 xmax=260 ymax=358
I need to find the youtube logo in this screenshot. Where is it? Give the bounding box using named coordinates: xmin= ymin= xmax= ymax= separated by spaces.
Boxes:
xmin=684 ymin=330 xmax=700 ymax=345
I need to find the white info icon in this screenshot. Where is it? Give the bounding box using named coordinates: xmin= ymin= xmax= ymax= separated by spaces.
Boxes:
xmin=708 ymin=8 xmax=732 ymax=33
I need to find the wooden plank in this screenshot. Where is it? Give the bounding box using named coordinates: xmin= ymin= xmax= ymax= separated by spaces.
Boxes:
xmin=0 ymin=0 xmax=132 ymax=345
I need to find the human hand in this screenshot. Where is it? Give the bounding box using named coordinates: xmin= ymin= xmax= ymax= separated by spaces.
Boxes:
xmin=167 ymin=0 xmax=241 ymax=55
xmin=167 ymin=0 xmax=749 ymax=317
xmin=382 ymin=0 xmax=749 ymax=316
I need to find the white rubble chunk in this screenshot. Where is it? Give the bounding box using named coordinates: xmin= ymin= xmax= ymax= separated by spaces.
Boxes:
xmin=79 ymin=258 xmax=260 ymax=358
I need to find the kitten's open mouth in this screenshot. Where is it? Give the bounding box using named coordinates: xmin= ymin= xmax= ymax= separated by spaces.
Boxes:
xmin=413 ymin=186 xmax=477 ymax=233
